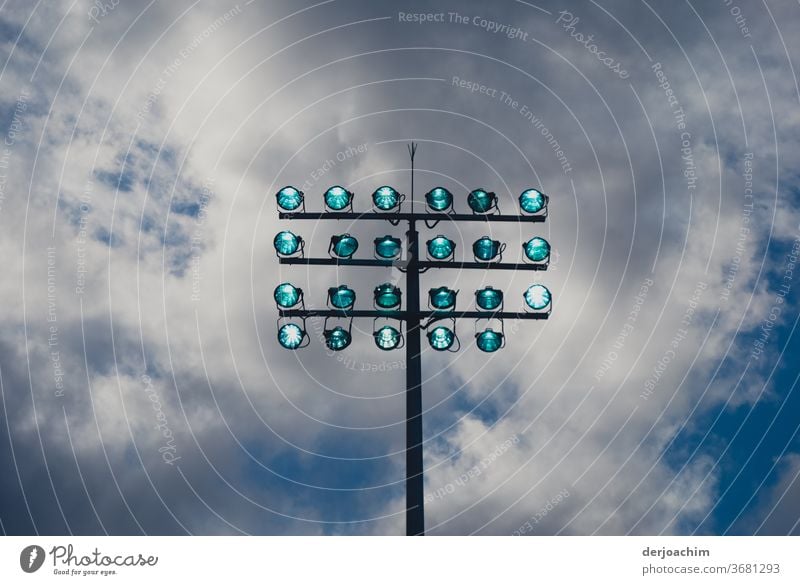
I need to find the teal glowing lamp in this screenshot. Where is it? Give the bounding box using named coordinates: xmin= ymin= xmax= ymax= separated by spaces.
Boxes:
xmin=427 ymin=325 xmax=456 ymax=351
xmin=274 ymin=282 xmax=302 ymax=308
xmin=524 ymin=284 xmax=552 ymax=311
xmin=523 ymin=237 xmax=551 ymax=263
xmin=374 ymin=235 xmax=402 ymax=259
xmin=372 ymin=186 xmax=402 ymax=211
xmin=427 ymin=235 xmax=455 ymax=260
xmin=467 ymin=188 xmax=497 ymax=213
xmin=374 ymin=283 xmax=402 ymax=309
xmin=323 ymin=326 xmax=351 ymax=351
xmin=429 ymin=286 xmax=457 ymax=310
xmin=277 ymin=323 xmax=307 ymax=349
xmin=476 ymin=286 xmax=503 ymax=311
xmin=425 ymin=187 xmax=453 ymax=212
xmin=328 ymin=285 xmax=356 ymax=309
xmin=519 ymin=188 xmax=546 ymax=214
xmin=374 ymin=325 xmax=402 ymax=350
xmin=472 ymin=236 xmax=505 ymax=262
xmin=476 ymin=328 xmax=504 ymax=353
xmin=324 ymin=185 xmax=353 ymax=211
xmin=276 ymin=186 xmax=303 ymax=211
xmin=330 ymin=233 xmax=359 ymax=258
xmin=274 ymin=230 xmax=303 ymax=257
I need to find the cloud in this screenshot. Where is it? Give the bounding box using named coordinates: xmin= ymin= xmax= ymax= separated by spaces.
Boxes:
xmin=0 ymin=0 xmax=798 ymax=535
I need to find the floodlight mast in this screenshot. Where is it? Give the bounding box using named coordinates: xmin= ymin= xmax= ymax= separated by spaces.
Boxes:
xmin=276 ymin=143 xmax=550 ymax=536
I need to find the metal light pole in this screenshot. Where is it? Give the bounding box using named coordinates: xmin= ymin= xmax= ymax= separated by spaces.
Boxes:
xmin=404 ymin=142 xmax=425 ymax=535
xmin=275 ymin=144 xmax=550 ymax=535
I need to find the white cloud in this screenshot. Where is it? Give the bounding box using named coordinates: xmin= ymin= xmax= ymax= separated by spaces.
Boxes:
xmin=1 ymin=0 xmax=798 ymax=535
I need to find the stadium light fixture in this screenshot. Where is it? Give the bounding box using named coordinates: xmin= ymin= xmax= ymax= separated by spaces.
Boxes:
xmin=375 ymin=235 xmax=402 ymax=259
xmin=428 ymin=286 xmax=457 ymax=311
xmin=475 ymin=286 xmax=504 ymax=311
xmin=276 ymin=186 xmax=304 ymax=212
xmin=472 ymin=236 xmax=505 ymax=262
xmin=523 ymin=237 xmax=551 ymax=263
xmin=475 ymin=327 xmax=504 ymax=352
xmin=274 ymin=282 xmax=303 ymax=309
xmin=277 ymin=322 xmax=308 ymax=350
xmin=324 ymin=185 xmax=353 ymax=211
xmin=374 ymin=283 xmax=402 ymax=310
xmin=519 ymin=188 xmax=547 ymax=215
xmin=426 ymin=235 xmax=455 ymax=260
xmin=374 ymin=323 xmax=403 ymax=350
xmin=273 ymin=230 xmax=303 ymax=257
xmin=323 ymin=325 xmax=352 ymax=351
xmin=328 ymin=285 xmax=356 ymax=309
xmin=524 ymin=284 xmax=552 ymax=311
xmin=425 ymin=187 xmax=453 ymax=212
xmin=427 ymin=322 xmax=458 ymax=351
xmin=372 ymin=186 xmax=403 ymax=211
xmin=467 ymin=188 xmax=497 ymax=214
xmin=329 ymin=233 xmax=359 ymax=259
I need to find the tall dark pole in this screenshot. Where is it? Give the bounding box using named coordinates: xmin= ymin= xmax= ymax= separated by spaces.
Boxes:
xmin=405 ymin=143 xmax=424 ymax=536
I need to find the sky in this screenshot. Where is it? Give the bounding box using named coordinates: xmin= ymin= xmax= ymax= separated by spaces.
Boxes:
xmin=0 ymin=0 xmax=799 ymax=536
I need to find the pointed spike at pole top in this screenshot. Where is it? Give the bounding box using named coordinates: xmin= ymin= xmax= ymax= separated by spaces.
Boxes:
xmin=408 ymin=142 xmax=417 ymax=214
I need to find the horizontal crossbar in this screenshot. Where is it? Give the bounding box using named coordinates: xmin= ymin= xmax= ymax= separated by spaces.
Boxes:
xmin=278 ymin=258 xmax=548 ymax=271
xmin=279 ymin=257 xmax=396 ymax=267
xmin=278 ymin=211 xmax=546 ymax=223
xmin=418 ymin=261 xmax=547 ymax=271
xmin=278 ymin=309 xmax=549 ymax=321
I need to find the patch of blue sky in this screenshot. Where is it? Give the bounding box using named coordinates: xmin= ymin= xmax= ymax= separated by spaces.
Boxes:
xmin=57 ymin=197 xmax=85 ymax=227
xmin=239 ymin=437 xmax=402 ymax=532
xmin=95 ymin=168 xmax=135 ymax=192
xmin=660 ymin=244 xmax=800 ymax=534
xmin=93 ymin=226 xmax=122 ymax=247
xmin=0 ymin=17 xmax=42 ymax=56
xmin=170 ymin=200 xmax=201 ymax=218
